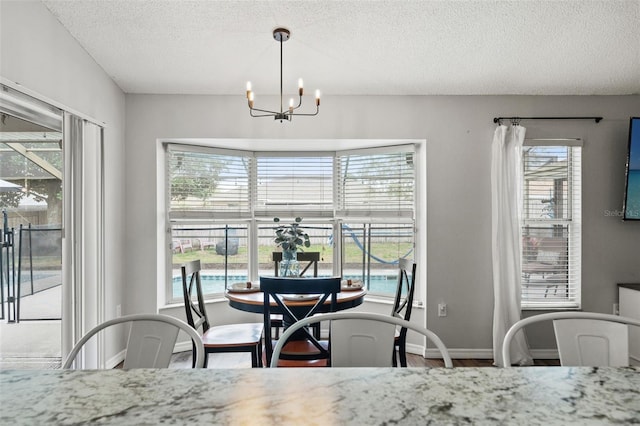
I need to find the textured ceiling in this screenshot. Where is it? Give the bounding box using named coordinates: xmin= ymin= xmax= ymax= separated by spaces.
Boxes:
xmin=42 ymin=0 xmax=640 ymax=96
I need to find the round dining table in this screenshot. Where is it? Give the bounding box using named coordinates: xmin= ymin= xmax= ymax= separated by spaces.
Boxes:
xmin=227 ymin=284 xmax=366 ymax=363
xmin=225 ymin=287 xmax=367 ymax=315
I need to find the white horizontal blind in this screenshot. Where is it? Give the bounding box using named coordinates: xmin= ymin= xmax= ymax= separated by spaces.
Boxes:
xmin=167 ymin=145 xmax=251 ymax=220
xmin=521 ymin=142 xmax=581 ymax=308
xmin=337 ymin=145 xmax=415 ymax=220
xmin=254 ymin=153 xmax=334 ymax=218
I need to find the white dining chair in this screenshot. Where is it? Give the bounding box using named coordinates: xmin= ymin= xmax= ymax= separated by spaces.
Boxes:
xmin=502 ymin=311 xmax=640 ymax=367
xmin=270 ymin=311 xmax=453 ymax=368
xmin=62 ymin=313 xmax=205 ymax=369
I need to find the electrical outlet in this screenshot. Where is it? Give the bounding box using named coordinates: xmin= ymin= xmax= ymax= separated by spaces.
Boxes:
xmin=438 ymin=303 xmax=447 ymax=317
xmin=613 ymin=303 xmax=619 ymax=315
xmin=116 ymin=304 xmax=122 ymax=318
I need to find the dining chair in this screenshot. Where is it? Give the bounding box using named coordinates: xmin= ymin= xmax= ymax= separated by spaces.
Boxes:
xmin=269 ymin=252 xmax=322 ymax=339
xmin=502 ymin=311 xmax=640 ymax=367
xmin=260 ymin=276 xmax=341 ymax=367
xmin=182 ymin=260 xmax=264 ymax=368
xmin=270 ymin=311 xmax=453 ymax=368
xmin=62 ymin=313 xmax=205 ymax=369
xmin=391 ymin=258 xmax=417 ymax=367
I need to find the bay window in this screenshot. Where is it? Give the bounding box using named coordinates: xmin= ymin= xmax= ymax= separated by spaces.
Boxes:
xmin=165 ymin=142 xmax=417 ymax=303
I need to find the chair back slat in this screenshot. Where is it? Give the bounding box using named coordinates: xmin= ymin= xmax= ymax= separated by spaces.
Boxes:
xmin=124 ymin=320 xmax=180 ymax=369
xmin=553 ymin=318 xmax=629 ymax=366
xmin=330 ymin=318 xmax=397 ymax=367
xmin=392 ymin=258 xmax=416 ymax=321
xmin=181 ymin=259 xmax=210 ymax=332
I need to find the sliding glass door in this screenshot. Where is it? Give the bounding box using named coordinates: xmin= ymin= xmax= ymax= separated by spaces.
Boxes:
xmin=0 ymin=84 xmax=104 ymax=368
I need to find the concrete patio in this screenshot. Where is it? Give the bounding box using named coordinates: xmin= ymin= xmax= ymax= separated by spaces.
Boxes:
xmin=0 ymin=285 xmax=61 ymax=369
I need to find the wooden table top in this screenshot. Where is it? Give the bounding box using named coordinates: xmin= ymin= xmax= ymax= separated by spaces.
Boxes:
xmin=226 ymin=288 xmax=366 ymax=306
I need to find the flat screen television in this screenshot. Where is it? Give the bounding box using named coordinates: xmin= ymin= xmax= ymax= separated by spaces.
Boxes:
xmin=623 ymin=117 xmax=640 ymax=220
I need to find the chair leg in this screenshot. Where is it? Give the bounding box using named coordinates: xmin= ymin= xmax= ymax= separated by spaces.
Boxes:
xmin=251 ymin=345 xmax=261 ymax=368
xmin=399 ymin=345 xmax=407 ymax=367
xmin=312 ymin=323 xmax=321 ymax=339
xmin=392 ymin=348 xmax=398 ymax=367
xmin=191 ymin=342 xmax=198 ymax=368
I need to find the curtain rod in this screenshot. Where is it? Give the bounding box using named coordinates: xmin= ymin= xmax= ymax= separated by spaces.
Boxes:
xmin=493 ymin=116 xmax=603 ymax=124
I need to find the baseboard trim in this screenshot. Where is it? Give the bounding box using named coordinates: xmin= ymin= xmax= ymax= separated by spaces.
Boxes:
xmin=424 ymin=348 xmax=558 ymax=359
xmin=175 ymin=341 xmax=192 ymax=353
xmin=106 ymin=349 xmax=125 ymax=369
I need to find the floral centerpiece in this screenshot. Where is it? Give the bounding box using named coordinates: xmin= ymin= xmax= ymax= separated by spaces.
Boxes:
xmin=274 ymin=217 xmax=310 ymax=277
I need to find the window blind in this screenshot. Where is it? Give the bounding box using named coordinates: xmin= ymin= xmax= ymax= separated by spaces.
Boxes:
xmin=337 ymin=145 xmax=415 ymax=220
xmin=254 ymin=153 xmax=334 ymax=218
xmin=167 ymin=145 xmax=251 ymax=220
xmin=521 ymin=142 xmax=581 ymax=309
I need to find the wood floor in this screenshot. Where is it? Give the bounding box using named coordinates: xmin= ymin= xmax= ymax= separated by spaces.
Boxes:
xmin=168 ymin=351 xmax=560 ymax=368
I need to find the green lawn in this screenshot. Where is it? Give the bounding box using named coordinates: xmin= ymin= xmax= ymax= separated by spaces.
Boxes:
xmin=172 ymin=242 xmax=412 ymax=267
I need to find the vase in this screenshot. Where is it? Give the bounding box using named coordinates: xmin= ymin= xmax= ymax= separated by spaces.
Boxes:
xmin=280 ymin=249 xmax=300 ymax=277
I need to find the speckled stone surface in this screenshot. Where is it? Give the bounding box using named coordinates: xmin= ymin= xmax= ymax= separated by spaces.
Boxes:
xmin=1 ymin=367 xmax=638 ymax=425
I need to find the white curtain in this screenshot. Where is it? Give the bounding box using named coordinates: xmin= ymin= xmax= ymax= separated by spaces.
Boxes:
xmin=491 ymin=124 xmax=533 ymax=367
xmin=63 ymin=113 xmax=105 ymax=368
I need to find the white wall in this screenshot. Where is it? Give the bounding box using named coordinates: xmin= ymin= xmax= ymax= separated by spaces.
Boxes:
xmin=1 ymin=1 xmax=126 ymax=359
xmin=126 ymin=94 xmax=640 ymax=353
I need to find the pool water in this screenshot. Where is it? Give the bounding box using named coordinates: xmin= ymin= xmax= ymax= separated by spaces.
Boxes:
xmin=172 ymin=274 xmax=398 ymax=298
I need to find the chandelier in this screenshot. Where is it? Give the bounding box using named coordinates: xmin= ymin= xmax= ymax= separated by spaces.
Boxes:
xmin=246 ymin=28 xmax=320 ymax=122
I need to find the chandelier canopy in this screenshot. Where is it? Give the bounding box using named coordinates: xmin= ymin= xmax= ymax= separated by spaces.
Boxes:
xmin=246 ymin=28 xmax=320 ymax=122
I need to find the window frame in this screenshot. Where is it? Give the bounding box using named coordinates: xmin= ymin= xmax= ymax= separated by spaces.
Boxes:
xmin=520 ymin=139 xmax=582 ymax=310
xmin=162 ymin=140 xmax=421 ymax=304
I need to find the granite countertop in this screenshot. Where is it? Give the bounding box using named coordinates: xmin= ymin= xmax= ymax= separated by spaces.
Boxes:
xmin=1 ymin=367 xmax=638 ymax=425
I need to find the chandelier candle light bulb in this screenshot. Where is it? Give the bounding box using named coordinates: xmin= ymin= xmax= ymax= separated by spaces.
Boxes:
xmin=246 ymin=28 xmax=320 ymax=122
xmin=248 ymin=91 xmax=254 ymax=109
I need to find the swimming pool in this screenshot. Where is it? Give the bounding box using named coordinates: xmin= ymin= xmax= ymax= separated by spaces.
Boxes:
xmin=172 ymin=274 xmax=398 ymax=298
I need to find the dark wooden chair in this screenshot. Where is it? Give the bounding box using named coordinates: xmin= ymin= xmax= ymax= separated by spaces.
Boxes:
xmin=392 ymin=258 xmax=417 ymax=367
xmin=261 ymin=276 xmax=340 ymax=367
xmin=182 ymin=260 xmax=264 ymax=368
xmin=272 ymin=251 xmax=320 ymax=277
xmin=269 ymin=252 xmax=321 ymax=339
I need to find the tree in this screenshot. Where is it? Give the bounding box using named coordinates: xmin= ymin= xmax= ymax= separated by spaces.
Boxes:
xmin=0 ymin=146 xmax=62 ymax=224
xmin=169 ymin=151 xmax=228 ymax=206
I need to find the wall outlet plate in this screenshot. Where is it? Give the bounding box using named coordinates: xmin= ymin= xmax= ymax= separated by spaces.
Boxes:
xmin=438 ymin=303 xmax=447 ymax=317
